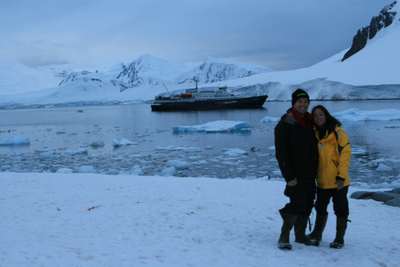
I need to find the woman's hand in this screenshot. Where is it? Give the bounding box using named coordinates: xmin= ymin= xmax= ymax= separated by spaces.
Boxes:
xmin=335 ymin=176 xmax=345 ymax=190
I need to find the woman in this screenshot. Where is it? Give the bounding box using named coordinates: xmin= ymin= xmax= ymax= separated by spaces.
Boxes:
xmin=308 ymin=105 xmax=352 ymax=249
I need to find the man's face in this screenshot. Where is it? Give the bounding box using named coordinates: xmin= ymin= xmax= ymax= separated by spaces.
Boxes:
xmin=293 ymin=97 xmax=309 ymax=115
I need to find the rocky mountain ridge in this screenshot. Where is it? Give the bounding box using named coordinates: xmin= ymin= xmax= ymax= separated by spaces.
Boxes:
xmin=342 ymin=1 xmax=398 ymax=61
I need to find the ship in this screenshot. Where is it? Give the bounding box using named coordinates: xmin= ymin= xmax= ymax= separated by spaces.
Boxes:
xmin=151 ymin=86 xmax=268 ymax=111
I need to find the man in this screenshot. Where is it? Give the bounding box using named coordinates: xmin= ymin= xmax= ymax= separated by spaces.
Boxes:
xmin=274 ymin=89 xmax=319 ymax=250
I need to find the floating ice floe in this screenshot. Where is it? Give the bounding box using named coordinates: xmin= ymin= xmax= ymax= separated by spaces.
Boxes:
xmin=40 ymin=151 xmax=55 ymax=160
xmin=0 ymin=136 xmax=30 ymax=146
xmin=222 ymin=148 xmax=248 ymax=156
xmin=260 ymin=116 xmax=280 ymax=123
xmin=172 ymin=120 xmax=251 ymax=133
xmin=62 ymin=148 xmax=88 ymax=155
xmin=261 ymin=109 xmax=400 ymax=123
xmin=155 ymin=145 xmax=176 ymax=152
xmin=155 ymin=146 xmax=201 ymax=153
xmin=74 ymin=166 xmax=96 ymax=173
xmin=376 ymin=164 xmax=395 ymax=172
xmin=385 ymin=125 xmax=400 ymax=128
xmin=130 ymin=165 xmax=144 ymax=175
xmin=166 ymin=160 xmax=190 ymax=170
xmin=176 ymin=146 xmax=202 ymax=153
xmin=112 ymin=138 xmax=138 ymax=147
xmin=90 ymin=141 xmax=105 ymax=148
xmin=351 ymin=147 xmax=367 ymax=155
xmin=333 ymin=109 xmax=400 ymax=121
xmin=161 ymin=166 xmax=176 ymax=176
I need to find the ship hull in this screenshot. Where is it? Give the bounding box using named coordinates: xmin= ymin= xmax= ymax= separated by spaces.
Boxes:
xmin=151 ymin=95 xmax=268 ymax=111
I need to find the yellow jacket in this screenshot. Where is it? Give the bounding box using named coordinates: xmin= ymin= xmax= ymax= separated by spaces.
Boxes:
xmin=315 ymin=125 xmax=351 ymax=189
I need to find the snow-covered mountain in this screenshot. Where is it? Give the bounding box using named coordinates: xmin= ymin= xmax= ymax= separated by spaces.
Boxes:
xmin=175 ymin=57 xmax=274 ymax=84
xmin=115 ymin=54 xmax=193 ymax=88
xmin=57 ymin=54 xmax=273 ymax=92
xmin=0 ymin=56 xmax=66 ymax=95
xmin=0 ymin=1 xmax=399 ymax=108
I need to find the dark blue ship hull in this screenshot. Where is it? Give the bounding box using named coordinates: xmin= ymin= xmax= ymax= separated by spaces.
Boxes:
xmin=151 ymin=95 xmax=268 ymax=111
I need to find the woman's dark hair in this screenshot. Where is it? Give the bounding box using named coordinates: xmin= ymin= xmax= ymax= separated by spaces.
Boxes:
xmin=311 ymin=105 xmax=341 ymax=127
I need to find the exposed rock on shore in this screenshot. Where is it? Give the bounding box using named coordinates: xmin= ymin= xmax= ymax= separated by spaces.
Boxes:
xmin=351 ymin=188 xmax=400 ymax=207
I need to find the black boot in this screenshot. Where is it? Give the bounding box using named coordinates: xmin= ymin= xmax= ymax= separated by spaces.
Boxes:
xmin=330 ymin=217 xmax=348 ymax=249
xmin=294 ymin=216 xmax=319 ymax=246
xmin=307 ymin=214 xmax=328 ymax=242
xmin=278 ymin=210 xmax=297 ymax=250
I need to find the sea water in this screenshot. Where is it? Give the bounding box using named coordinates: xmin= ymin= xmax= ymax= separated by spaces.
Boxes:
xmin=0 ymin=100 xmax=399 ymax=185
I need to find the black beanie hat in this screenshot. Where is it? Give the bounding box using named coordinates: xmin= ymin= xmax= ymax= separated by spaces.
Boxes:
xmin=291 ymin=89 xmax=310 ymax=106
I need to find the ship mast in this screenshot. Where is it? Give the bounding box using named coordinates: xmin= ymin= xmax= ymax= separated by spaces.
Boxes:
xmin=193 ymin=78 xmax=199 ymax=89
xmin=162 ymin=83 xmax=172 ymax=97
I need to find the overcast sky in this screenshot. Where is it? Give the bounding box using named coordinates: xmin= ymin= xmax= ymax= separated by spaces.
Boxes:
xmin=0 ymin=0 xmax=393 ymax=70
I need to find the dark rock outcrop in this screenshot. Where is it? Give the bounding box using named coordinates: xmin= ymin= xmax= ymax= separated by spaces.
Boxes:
xmin=342 ymin=1 xmax=397 ymax=61
xmin=350 ymin=188 xmax=400 ymax=207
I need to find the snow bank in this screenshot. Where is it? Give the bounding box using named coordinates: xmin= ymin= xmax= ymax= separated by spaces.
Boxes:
xmin=1 ymin=173 xmax=399 ymax=267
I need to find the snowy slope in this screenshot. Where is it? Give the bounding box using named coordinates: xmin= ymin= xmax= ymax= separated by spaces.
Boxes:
xmin=0 ymin=56 xmax=65 ymax=95
xmin=220 ymin=1 xmax=400 ymax=99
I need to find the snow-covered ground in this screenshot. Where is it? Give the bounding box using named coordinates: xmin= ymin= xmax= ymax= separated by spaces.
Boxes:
xmin=1 ymin=172 xmax=399 ymax=267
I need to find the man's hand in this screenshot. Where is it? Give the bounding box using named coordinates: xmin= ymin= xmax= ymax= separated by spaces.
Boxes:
xmin=287 ymin=178 xmax=298 ymax=187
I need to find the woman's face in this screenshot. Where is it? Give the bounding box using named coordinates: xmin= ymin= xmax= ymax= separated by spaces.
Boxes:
xmin=313 ymin=108 xmax=326 ymax=127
